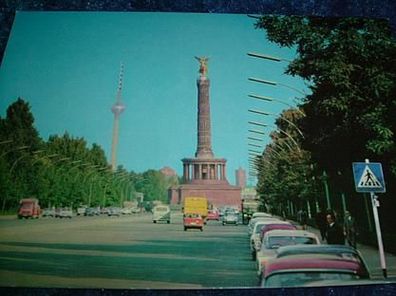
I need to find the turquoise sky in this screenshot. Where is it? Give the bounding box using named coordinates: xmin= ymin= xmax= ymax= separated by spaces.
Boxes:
xmin=0 ymin=12 xmax=306 ymax=184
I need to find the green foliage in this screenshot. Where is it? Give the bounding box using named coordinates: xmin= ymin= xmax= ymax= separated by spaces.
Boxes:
xmin=256 ymin=109 xmax=318 ymax=216
xmin=257 ymin=16 xmax=396 ymax=175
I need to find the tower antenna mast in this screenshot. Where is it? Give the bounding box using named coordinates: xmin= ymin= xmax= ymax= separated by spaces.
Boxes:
xmin=110 ymin=63 xmax=126 ymax=171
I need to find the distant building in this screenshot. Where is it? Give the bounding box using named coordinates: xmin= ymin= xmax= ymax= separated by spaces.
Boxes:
xmin=160 ymin=166 xmax=177 ymax=177
xmin=241 ymin=187 xmax=258 ymax=201
xmin=235 ymin=167 xmax=246 ymax=188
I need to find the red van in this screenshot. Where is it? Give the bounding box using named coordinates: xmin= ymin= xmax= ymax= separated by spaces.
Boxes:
xmin=18 ymin=198 xmax=41 ymax=219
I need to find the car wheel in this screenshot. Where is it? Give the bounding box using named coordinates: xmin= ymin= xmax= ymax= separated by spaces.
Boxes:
xmin=222 ymin=222 xmax=225 ymax=226
xmin=167 ymin=220 xmax=170 ymax=224
xmin=184 ymin=227 xmax=187 ymax=231
xmin=200 ymin=228 xmax=203 ymax=232
xmin=153 ymin=220 xmax=156 ymax=223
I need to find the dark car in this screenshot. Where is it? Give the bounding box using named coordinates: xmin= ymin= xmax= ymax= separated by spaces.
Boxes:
xmin=108 ymin=207 xmax=121 ymax=216
xmin=84 ymin=207 xmax=99 ymax=216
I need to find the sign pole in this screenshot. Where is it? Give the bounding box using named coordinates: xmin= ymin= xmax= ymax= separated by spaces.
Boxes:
xmin=370 ymin=192 xmax=387 ymax=278
xmin=364 ymin=159 xmax=387 ymax=278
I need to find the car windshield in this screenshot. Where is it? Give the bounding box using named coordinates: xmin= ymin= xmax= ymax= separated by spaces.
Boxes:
xmin=268 ymin=236 xmax=317 ymax=248
xmin=263 ymin=271 xmax=360 ymax=288
xmin=155 ymin=207 xmax=168 ymax=212
xmin=255 ymin=224 xmax=266 ymax=234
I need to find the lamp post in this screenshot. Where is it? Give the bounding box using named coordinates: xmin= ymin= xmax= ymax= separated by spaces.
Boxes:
xmin=0 ymin=145 xmax=29 ymax=158
xmin=322 ymin=170 xmax=331 ymax=209
xmin=248 ymin=121 xmax=300 ymax=152
xmin=248 ymin=108 xmax=305 ymax=138
xmin=0 ymin=139 xmax=13 ymax=145
xmin=248 ymin=94 xmax=306 ymax=117
xmin=249 ymin=77 xmax=306 ymax=97
xmin=247 ymin=52 xmax=292 ymax=63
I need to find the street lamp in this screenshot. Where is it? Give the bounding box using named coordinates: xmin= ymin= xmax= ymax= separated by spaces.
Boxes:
xmin=247 ymin=52 xmax=291 ymax=63
xmin=248 ymin=94 xmax=306 ymax=117
xmin=322 ymin=170 xmax=331 ymax=209
xmin=0 ymin=145 xmax=29 ymax=158
xmin=248 ymin=77 xmax=306 ymax=97
xmin=248 ymin=108 xmax=304 ymax=138
xmin=247 ymin=136 xmax=263 ymax=142
xmin=248 ymin=129 xmax=266 ymax=136
xmin=248 ymin=121 xmax=300 ymax=151
xmin=0 ymin=139 xmax=13 ymax=145
xmin=248 ymin=143 xmax=262 ymax=148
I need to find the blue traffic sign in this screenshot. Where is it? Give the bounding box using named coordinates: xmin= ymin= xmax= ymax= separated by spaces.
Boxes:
xmin=352 ymin=162 xmax=386 ymax=193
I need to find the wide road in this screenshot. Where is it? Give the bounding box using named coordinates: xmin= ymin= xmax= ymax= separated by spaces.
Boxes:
xmin=0 ymin=212 xmax=257 ymax=289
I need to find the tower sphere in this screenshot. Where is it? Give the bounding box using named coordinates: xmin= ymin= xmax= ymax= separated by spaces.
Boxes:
xmin=112 ymin=102 xmax=126 ymax=115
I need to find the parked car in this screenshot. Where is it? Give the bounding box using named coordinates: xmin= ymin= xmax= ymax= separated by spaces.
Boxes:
xmin=121 ymin=208 xmax=132 ymax=215
xmin=131 ymin=207 xmax=141 ymax=214
xmin=260 ymin=256 xmax=368 ymax=287
xmin=252 ymin=212 xmax=273 ymax=219
xmin=77 ymin=206 xmax=87 ymax=216
xmin=183 ymin=213 xmax=204 ymax=231
xmin=222 ymin=212 xmax=239 ymax=225
xmin=259 ymin=223 xmax=298 ymax=242
xmin=100 ymin=207 xmax=110 ymax=215
xmin=85 ymin=207 xmax=99 ymax=216
xmin=250 ymin=220 xmax=290 ymax=259
xmin=256 ymin=229 xmax=320 ymax=277
xmin=275 ymin=244 xmax=371 ymax=278
xmin=247 ymin=217 xmax=281 ymax=237
xmin=207 ymin=209 xmax=220 ymax=221
xmin=42 ymin=208 xmax=55 ymax=217
xmin=58 ymin=208 xmax=73 ymax=218
xmin=108 ymin=207 xmax=121 ymax=216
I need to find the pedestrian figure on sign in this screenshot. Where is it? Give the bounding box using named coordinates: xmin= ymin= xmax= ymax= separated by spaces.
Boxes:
xmin=315 ymin=209 xmax=327 ymax=241
xmin=326 ymin=212 xmax=345 ymax=245
xmin=344 ymin=211 xmax=357 ymax=248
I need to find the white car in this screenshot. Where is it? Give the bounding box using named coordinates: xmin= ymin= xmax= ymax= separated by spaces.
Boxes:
xmin=77 ymin=207 xmax=87 ymax=216
xmin=152 ymin=205 xmax=171 ymax=223
xmin=251 ymin=212 xmax=272 ymax=219
xmin=57 ymin=208 xmax=73 ymax=218
xmin=248 ymin=217 xmax=282 ymax=237
xmin=121 ymin=208 xmax=132 ymax=215
xmin=222 ymin=212 xmax=239 ymax=225
xmin=256 ymin=229 xmax=321 ymax=277
xmin=250 ymin=220 xmax=291 ymax=260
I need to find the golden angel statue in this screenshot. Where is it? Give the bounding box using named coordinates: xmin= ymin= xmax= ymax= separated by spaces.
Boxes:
xmin=195 ymin=56 xmax=209 ymax=77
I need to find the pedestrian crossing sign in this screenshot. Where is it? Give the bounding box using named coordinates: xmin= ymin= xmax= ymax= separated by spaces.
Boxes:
xmin=352 ymin=162 xmax=386 ymax=193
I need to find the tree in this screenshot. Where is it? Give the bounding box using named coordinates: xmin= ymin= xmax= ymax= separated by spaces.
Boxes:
xmin=256 ymin=109 xmax=318 ymax=217
xmin=256 ymin=16 xmax=396 ymax=176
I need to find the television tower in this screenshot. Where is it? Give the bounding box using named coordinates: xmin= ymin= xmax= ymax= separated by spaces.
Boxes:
xmin=110 ymin=63 xmax=126 ymax=171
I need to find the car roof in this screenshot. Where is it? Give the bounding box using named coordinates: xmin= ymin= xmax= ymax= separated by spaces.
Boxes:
xmin=255 ymin=220 xmax=289 ymax=226
xmin=265 ymin=229 xmax=316 ymax=238
xmin=261 ymin=224 xmax=297 ymax=232
xmin=264 ymin=257 xmax=362 ymax=277
xmin=252 ymin=212 xmax=272 ymax=218
xmin=276 ymin=244 xmax=360 ymax=257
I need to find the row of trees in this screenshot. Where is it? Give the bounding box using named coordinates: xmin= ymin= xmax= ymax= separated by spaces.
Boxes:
xmin=253 ymin=16 xmax=396 ymax=244
xmin=0 ymin=98 xmax=178 ymax=212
